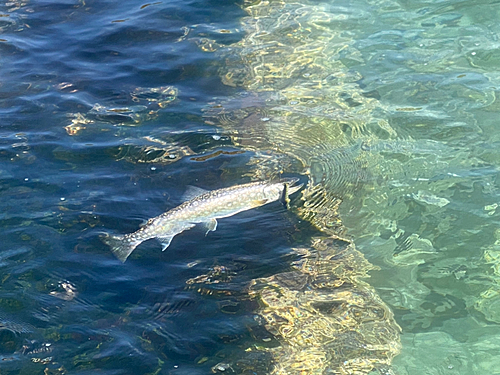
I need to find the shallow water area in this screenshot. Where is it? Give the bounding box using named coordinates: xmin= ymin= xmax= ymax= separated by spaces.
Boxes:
xmin=1 ymin=0 xmax=500 ymax=374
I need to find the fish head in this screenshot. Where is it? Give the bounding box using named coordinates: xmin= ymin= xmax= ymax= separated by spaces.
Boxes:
xmin=263 ymin=177 xmax=303 ymax=200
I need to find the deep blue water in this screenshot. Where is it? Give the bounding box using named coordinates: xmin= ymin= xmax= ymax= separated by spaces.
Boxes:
xmin=2 ymin=0 xmax=500 ymax=374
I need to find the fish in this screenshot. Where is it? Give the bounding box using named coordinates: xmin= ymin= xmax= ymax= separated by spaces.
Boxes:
xmin=102 ymin=178 xmax=303 ymax=262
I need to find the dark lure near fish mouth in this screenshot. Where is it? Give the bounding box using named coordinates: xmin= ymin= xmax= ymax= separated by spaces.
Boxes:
xmin=102 ymin=179 xmax=303 ymax=262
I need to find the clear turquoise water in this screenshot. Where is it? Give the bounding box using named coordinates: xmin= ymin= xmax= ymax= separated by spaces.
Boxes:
xmin=1 ymin=0 xmax=500 ymax=374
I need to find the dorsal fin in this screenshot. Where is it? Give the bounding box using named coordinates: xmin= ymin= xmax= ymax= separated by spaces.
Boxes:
xmin=139 ymin=217 xmax=155 ymax=228
xmin=182 ymin=185 xmax=208 ymax=201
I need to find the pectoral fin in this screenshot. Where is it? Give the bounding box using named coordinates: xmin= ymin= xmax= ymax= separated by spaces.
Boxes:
xmin=205 ymin=219 xmax=217 ymax=235
xmin=158 ymin=235 xmax=174 ymax=251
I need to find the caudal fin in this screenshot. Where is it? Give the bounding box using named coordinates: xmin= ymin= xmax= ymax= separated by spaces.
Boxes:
xmin=101 ymin=234 xmax=140 ymax=263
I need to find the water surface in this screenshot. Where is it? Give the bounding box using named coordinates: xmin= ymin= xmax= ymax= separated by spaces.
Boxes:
xmin=1 ymin=0 xmax=500 ymax=374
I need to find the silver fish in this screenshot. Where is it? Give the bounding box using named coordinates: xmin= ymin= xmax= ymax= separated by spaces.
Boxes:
xmin=102 ymin=178 xmax=302 ymax=262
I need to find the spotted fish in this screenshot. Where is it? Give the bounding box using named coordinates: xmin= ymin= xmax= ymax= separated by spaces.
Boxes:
xmin=102 ymin=178 xmax=302 ymax=262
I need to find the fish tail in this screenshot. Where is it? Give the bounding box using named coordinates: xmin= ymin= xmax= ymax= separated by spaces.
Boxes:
xmin=101 ymin=234 xmax=140 ymax=263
